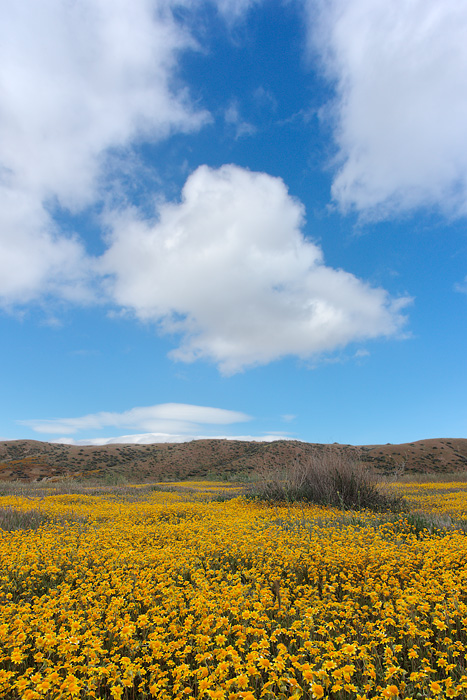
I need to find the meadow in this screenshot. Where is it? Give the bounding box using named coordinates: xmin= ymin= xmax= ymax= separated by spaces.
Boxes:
xmin=0 ymin=478 xmax=466 ymax=699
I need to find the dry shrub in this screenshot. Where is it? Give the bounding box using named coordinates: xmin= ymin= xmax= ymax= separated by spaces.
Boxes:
xmin=247 ymin=447 xmax=407 ymax=512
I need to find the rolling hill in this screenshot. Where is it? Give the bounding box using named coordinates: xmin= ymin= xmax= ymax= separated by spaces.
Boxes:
xmin=0 ymin=437 xmax=466 ymax=482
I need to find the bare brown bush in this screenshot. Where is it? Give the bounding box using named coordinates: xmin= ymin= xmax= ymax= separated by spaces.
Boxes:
xmin=246 ymin=446 xmax=407 ymax=512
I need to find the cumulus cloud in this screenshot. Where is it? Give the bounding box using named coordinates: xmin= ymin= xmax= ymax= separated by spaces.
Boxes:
xmin=306 ymin=0 xmax=467 ymax=218
xmin=102 ymin=164 xmax=410 ymax=373
xmin=0 ymin=193 xmax=92 ymax=305
xmin=0 ymin=0 xmax=210 ymax=306
xmin=20 ymin=403 xmax=251 ymax=435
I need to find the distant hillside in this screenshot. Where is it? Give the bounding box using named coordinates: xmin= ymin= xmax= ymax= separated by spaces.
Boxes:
xmin=359 ymin=438 xmax=467 ymax=474
xmin=0 ymin=437 xmax=466 ymax=482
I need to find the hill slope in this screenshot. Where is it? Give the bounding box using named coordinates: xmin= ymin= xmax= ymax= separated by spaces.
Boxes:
xmin=0 ymin=437 xmax=466 ymax=482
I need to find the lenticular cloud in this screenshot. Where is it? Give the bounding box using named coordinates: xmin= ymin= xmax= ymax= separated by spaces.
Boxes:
xmin=102 ymin=164 xmax=409 ymax=373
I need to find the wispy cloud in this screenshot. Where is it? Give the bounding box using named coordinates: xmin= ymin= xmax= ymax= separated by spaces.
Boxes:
xmin=281 ymin=414 xmax=296 ymax=423
xmin=224 ymin=100 xmax=256 ymax=139
xmin=253 ymin=86 xmax=277 ymax=113
xmin=213 ymin=0 xmax=263 ymax=24
xmin=454 ymin=277 xmax=467 ymax=294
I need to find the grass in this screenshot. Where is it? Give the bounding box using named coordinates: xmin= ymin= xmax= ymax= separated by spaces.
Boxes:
xmin=0 ymin=505 xmax=91 ymax=531
xmin=0 ymin=506 xmax=50 ymax=531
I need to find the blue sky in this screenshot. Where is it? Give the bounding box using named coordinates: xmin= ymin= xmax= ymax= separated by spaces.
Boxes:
xmin=0 ymin=0 xmax=466 ymax=446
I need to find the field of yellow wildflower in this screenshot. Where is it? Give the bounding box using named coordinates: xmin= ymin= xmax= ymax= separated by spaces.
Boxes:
xmin=1 ymin=481 xmax=466 ymax=699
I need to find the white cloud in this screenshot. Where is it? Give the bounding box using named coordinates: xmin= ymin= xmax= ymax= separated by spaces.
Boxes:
xmin=53 ymin=433 xmax=288 ymax=446
xmin=281 ymin=414 xmax=296 ymax=423
xmin=454 ymin=276 xmax=467 ymax=294
xmin=20 ymin=403 xmax=251 ymax=435
xmin=307 ymin=0 xmax=467 ymax=218
xmin=213 ymin=0 xmax=261 ymax=22
xmin=253 ymin=86 xmax=277 ymax=113
xmin=224 ymin=100 xmax=256 ymax=139
xmin=102 ymin=164 xmax=410 ymax=373
xmin=0 ymin=0 xmax=210 ymax=306
xmin=0 ymin=189 xmax=94 ymax=306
